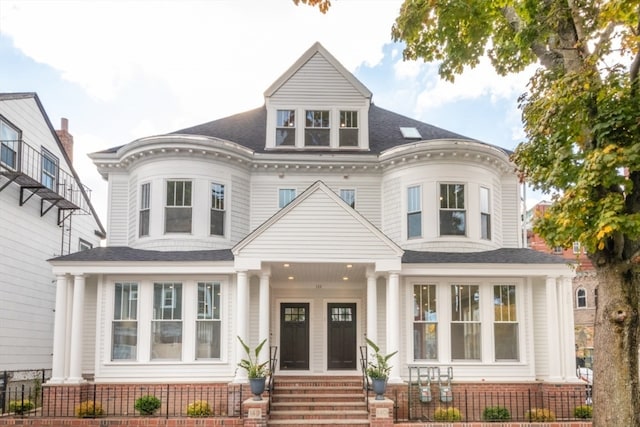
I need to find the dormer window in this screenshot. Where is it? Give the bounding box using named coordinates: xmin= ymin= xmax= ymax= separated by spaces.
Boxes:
xmin=305 ymin=110 xmax=330 ymax=146
xmin=339 ymin=111 xmax=358 ymax=147
xmin=276 ymin=110 xmax=295 ymax=146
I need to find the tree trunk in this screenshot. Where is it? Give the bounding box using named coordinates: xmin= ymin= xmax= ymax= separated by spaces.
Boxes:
xmin=592 ymin=265 xmax=640 ymax=426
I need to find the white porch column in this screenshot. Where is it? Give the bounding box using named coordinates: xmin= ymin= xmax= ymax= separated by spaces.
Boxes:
xmin=545 ymin=276 xmax=562 ymax=380
xmin=49 ymin=274 xmax=69 ymax=384
xmin=67 ymin=274 xmax=86 ymax=384
xmin=234 ymin=271 xmax=249 ymax=382
xmin=559 ymin=276 xmax=577 ymax=379
xmin=366 ymin=271 xmax=378 ymax=344
xmin=259 ymin=272 xmax=270 ymax=365
xmin=386 ymin=272 xmax=401 ymax=383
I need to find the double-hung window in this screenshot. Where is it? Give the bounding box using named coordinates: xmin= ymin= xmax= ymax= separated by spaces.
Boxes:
xmin=151 ymin=282 xmax=182 ymax=360
xmin=0 ymin=118 xmax=18 ymax=170
xmin=165 ymin=180 xmax=192 ymax=233
xmin=139 ymin=183 xmax=150 ymax=237
xmin=112 ymin=282 xmax=138 ymax=360
xmin=339 ymin=111 xmax=358 ymax=147
xmin=196 ymin=282 xmax=221 ymax=359
xmin=279 ymin=188 xmax=296 ymax=208
xmin=276 ymin=110 xmax=295 ymax=146
xmin=480 ymin=187 xmax=491 ymax=240
xmin=305 ymin=110 xmax=330 ymax=146
xmin=440 ymin=183 xmax=466 ymax=236
xmin=340 ymin=189 xmax=355 ymax=208
xmin=493 ymin=284 xmax=519 ymax=360
xmin=451 ymin=284 xmax=481 ymax=360
xmin=407 ymin=185 xmax=421 ymax=238
xmin=413 ymin=284 xmax=437 ymax=360
xmin=210 ymin=183 xmax=225 ymax=236
xmin=41 ymin=148 xmax=58 ymax=191
xmin=576 ymin=287 xmax=587 ymax=308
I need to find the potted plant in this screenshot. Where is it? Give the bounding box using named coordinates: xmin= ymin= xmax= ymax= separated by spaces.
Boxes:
xmin=237 ymin=336 xmax=269 ymax=400
xmin=365 ymin=338 xmax=398 ymax=400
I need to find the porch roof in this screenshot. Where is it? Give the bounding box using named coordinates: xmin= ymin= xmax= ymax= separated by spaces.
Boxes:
xmin=402 ymin=248 xmax=572 ymax=264
xmin=48 ymin=246 xmax=234 ymax=262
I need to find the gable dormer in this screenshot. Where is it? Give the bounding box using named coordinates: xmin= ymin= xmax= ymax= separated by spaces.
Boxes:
xmin=264 ymin=42 xmax=372 ymax=151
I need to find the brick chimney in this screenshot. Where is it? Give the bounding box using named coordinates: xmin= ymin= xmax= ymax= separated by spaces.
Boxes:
xmin=56 ymin=117 xmax=74 ymax=164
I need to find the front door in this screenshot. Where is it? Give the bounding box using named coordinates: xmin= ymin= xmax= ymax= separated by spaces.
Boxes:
xmin=280 ymin=303 xmax=310 ymax=370
xmin=327 ymin=302 xmax=357 ymax=370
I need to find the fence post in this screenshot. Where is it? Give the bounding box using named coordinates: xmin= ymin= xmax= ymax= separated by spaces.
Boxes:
xmin=0 ymin=371 xmax=7 ymax=414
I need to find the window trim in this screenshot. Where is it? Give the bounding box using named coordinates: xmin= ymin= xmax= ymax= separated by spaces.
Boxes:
xmin=0 ymin=115 xmax=20 ymax=170
xmin=338 ymin=110 xmax=359 ymax=147
xmin=41 ymin=147 xmax=58 ymax=191
xmin=407 ymin=185 xmax=422 ymax=239
xmin=304 ymin=109 xmax=331 ymax=147
xmin=278 ymin=188 xmax=296 ymax=209
xmin=576 ymin=287 xmax=587 ymax=308
xmin=276 ymin=109 xmax=296 ymax=147
xmin=164 ymin=180 xmax=193 ymax=234
xmin=339 ymin=188 xmax=356 ymax=208
xmin=480 ymin=187 xmax=491 ymax=240
xmin=210 ymin=182 xmax=225 ymax=237
xmin=139 ymin=182 xmax=151 ymax=237
xmin=78 ymin=238 xmax=93 ymax=251
xmin=439 ymin=183 xmax=467 ymax=237
xmin=112 ymin=282 xmax=139 ymax=361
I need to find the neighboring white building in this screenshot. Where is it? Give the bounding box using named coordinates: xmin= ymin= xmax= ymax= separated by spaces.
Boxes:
xmin=48 ymin=43 xmax=576 ymax=387
xmin=0 ymin=93 xmax=105 ymax=372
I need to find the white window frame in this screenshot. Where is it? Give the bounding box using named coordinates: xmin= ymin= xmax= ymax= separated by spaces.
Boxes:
xmin=480 ymin=187 xmax=491 ymax=240
xmin=413 ymin=284 xmax=438 ymax=360
xmin=0 ymin=117 xmax=19 ymax=170
xmin=340 ymin=188 xmax=356 ymax=208
xmin=112 ymin=282 xmax=138 ymax=361
xmin=276 ymin=109 xmax=296 ymax=147
xmin=41 ymin=148 xmax=58 ymax=191
xmin=279 ymin=188 xmax=296 ymax=208
xmin=573 ymin=242 xmax=581 ymax=254
xmin=407 ymin=185 xmax=422 ymax=239
xmin=139 ymin=182 xmax=151 ymax=237
xmin=210 ymin=182 xmax=225 ymax=237
xmin=304 ymin=109 xmax=330 ymax=147
xmin=78 ymin=239 xmax=93 ymax=251
xmin=165 ymin=180 xmax=192 ymax=233
xmin=493 ymin=284 xmax=519 ymax=361
xmin=339 ymin=110 xmax=358 ymax=147
xmin=576 ymin=287 xmax=587 ymax=308
xmin=196 ymin=282 xmax=222 ymax=360
xmin=440 ymin=183 xmax=466 ymax=236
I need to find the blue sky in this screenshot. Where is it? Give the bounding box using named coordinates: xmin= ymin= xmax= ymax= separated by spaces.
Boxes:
xmin=0 ymin=0 xmax=541 ymax=223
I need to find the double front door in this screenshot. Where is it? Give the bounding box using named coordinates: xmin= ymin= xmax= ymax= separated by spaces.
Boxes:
xmin=279 ymin=302 xmax=357 ymax=371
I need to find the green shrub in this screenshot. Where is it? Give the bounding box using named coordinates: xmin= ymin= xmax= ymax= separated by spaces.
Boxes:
xmin=8 ymin=399 xmax=35 ymax=415
xmin=134 ymin=394 xmax=161 ymax=415
xmin=75 ymin=400 xmax=105 ymax=418
xmin=574 ymin=404 xmax=593 ymax=419
xmin=433 ymin=406 xmax=462 ymax=421
xmin=186 ymin=400 xmax=211 ymax=417
xmin=482 ymin=405 xmax=511 ymax=421
xmin=525 ymin=408 xmax=556 ymax=422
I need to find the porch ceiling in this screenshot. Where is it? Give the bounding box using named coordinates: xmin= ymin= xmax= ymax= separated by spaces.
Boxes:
xmin=268 ymin=261 xmax=368 ymax=286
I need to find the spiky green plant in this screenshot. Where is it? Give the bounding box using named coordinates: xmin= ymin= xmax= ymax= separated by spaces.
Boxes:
xmin=237 ymin=336 xmax=269 ymax=378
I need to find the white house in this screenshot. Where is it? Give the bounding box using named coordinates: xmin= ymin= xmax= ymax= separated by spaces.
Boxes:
xmin=47 ymin=43 xmax=577 ymax=391
xmin=0 ymin=93 xmax=104 ymax=372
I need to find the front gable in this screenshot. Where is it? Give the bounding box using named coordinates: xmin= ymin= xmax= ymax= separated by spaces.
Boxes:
xmin=264 ymin=42 xmax=371 ymax=151
xmin=233 ymin=181 xmax=402 ymax=269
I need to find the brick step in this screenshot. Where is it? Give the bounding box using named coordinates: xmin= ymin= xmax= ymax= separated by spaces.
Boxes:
xmin=269 ymin=409 xmax=369 ymax=421
xmin=267 ymin=420 xmax=369 ymax=426
xmin=274 ymin=385 xmax=363 ymax=394
xmin=271 ymin=401 xmax=366 ymax=411
xmin=272 ymin=393 xmax=365 ymax=403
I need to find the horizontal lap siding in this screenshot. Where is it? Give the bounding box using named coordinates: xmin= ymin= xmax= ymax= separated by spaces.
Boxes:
xmin=532 ymin=279 xmax=549 ymax=377
xmin=108 ymin=174 xmax=129 ymax=246
xmin=243 ymin=190 xmax=395 ymax=260
xmin=501 ymin=180 xmax=520 ymax=248
xmin=271 ymin=53 xmax=365 ymax=105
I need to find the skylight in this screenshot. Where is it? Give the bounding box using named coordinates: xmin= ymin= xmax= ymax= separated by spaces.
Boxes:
xmin=400 ymin=127 xmax=422 ymax=139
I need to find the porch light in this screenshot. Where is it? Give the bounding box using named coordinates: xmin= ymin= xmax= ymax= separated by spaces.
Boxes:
xmin=343 ymin=277 xmax=349 ymax=281
xmin=284 ymin=263 xmax=290 ymax=267
xmin=346 ymin=264 xmax=352 ymax=268
xmin=288 ymin=276 xmax=294 ymax=280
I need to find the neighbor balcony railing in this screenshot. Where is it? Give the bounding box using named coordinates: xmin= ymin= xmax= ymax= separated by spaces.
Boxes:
xmin=0 ymin=139 xmax=91 ymax=213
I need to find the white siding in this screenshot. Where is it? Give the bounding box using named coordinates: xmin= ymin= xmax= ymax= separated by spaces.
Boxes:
xmin=532 ymin=278 xmax=550 ymax=377
xmin=241 ymin=189 xmax=397 ymax=261
xmin=271 ymin=53 xmax=366 ymax=106
xmin=0 ymin=96 xmax=102 ymax=371
xmin=107 ymin=173 xmax=129 ymax=246
xmin=500 ymin=179 xmax=521 ymax=248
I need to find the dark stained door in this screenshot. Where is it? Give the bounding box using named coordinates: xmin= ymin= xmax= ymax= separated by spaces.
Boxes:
xmin=280 ymin=303 xmax=310 ymax=370
xmin=327 ymin=303 xmax=357 ymax=370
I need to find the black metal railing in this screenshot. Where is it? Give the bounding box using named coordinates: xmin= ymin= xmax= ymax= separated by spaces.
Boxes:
xmin=398 ymin=387 xmax=593 ymax=422
xmin=0 ymin=139 xmax=91 ymax=212
xmin=267 ymin=345 xmax=278 ymax=414
xmin=0 ymin=369 xmax=51 ymax=415
xmin=1 ymin=383 xmax=242 ymax=418
xmin=359 ymin=345 xmax=370 ymax=410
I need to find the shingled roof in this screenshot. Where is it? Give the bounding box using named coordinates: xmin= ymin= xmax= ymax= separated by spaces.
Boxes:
xmin=50 ymin=246 xmax=567 ymax=265
xmin=168 ymin=104 xmax=495 ymax=155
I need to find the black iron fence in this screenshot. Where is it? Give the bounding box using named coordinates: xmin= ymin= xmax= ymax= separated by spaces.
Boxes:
xmin=2 ymin=383 xmax=243 ymax=418
xmin=396 ymin=387 xmax=593 ymax=422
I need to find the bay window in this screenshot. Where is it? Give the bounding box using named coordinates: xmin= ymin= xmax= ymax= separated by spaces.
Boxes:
xmin=451 ymin=284 xmax=480 ymax=360
xmin=196 ymin=282 xmax=221 ymax=359
xmin=210 ymin=183 xmax=225 ymax=236
xmin=151 ymin=282 xmax=182 ymax=360
xmin=413 ymin=284 xmax=437 ymax=360
xmin=165 ymin=180 xmax=192 ymax=233
xmin=493 ymin=284 xmax=519 ymax=360
xmin=407 ymin=185 xmax=421 ymax=238
xmin=440 ymin=183 xmax=466 ymax=236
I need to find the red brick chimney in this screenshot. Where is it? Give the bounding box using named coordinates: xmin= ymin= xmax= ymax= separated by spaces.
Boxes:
xmin=56 ymin=117 xmax=74 ymax=164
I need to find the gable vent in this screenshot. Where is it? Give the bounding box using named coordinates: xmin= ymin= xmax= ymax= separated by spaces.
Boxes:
xmin=400 ymin=127 xmax=422 ymax=139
